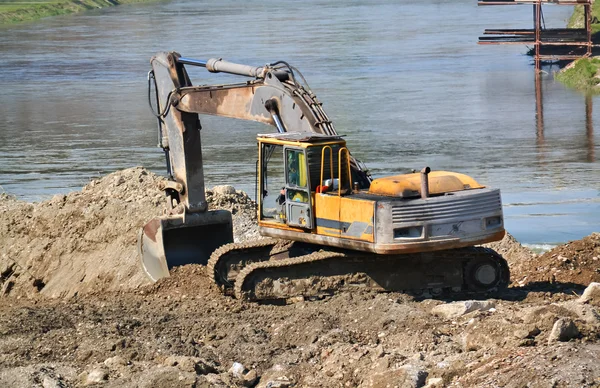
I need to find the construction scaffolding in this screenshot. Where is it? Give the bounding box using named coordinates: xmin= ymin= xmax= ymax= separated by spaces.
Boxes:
xmin=478 ymin=0 xmax=593 ymax=71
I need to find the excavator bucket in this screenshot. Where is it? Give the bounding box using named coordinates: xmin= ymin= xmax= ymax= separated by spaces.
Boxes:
xmin=138 ymin=210 xmax=233 ymax=282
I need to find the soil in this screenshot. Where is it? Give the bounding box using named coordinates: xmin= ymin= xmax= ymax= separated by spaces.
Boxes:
xmin=1 ymin=167 xmax=599 ymax=388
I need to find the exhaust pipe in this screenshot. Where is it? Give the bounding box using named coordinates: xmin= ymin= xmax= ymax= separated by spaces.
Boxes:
xmin=420 ymin=167 xmax=431 ymax=199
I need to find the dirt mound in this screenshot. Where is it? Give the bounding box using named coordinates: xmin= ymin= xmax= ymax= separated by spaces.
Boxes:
xmin=0 ymin=168 xmax=258 ymax=299
xmin=518 ymin=233 xmax=600 ymax=286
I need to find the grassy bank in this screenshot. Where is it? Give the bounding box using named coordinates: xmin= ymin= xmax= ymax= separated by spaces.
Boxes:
xmin=555 ymin=2 xmax=600 ymax=93
xmin=567 ymin=2 xmax=600 ymax=32
xmin=555 ymin=58 xmax=600 ymax=92
xmin=0 ymin=0 xmax=163 ymax=25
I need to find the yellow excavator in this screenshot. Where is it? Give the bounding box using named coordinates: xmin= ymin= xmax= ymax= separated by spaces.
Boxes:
xmin=139 ymin=52 xmax=508 ymax=301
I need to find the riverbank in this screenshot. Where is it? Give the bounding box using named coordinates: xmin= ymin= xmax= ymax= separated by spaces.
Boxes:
xmin=0 ymin=0 xmax=164 ymax=25
xmin=555 ymin=57 xmax=600 ymax=91
xmin=555 ymin=2 xmax=600 ymax=93
xmin=0 ymin=167 xmax=599 ymax=387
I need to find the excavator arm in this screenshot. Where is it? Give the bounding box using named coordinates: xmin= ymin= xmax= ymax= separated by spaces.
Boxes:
xmin=148 ymin=51 xmax=370 ymax=211
xmin=141 ymin=51 xmax=369 ymax=281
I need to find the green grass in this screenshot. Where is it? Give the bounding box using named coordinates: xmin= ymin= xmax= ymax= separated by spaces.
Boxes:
xmin=555 ymin=2 xmax=600 ymax=93
xmin=568 ymin=2 xmax=600 ymax=33
xmin=0 ymin=0 xmax=163 ymax=25
xmin=555 ymin=58 xmax=600 ymax=93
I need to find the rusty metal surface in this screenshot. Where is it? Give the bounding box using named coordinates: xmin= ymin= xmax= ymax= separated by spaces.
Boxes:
xmin=138 ymin=210 xmax=234 ymax=282
xmin=150 ymin=52 xmax=208 ymax=213
xmin=477 ymin=0 xmax=593 ymax=71
xmin=259 ymin=224 xmax=505 ymax=255
xmin=151 ymin=51 xmax=371 ymax=188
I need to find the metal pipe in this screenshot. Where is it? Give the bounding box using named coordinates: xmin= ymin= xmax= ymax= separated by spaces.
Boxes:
xmin=264 ymin=99 xmax=286 ymax=133
xmin=206 ymin=58 xmax=266 ymax=78
xmin=271 ymin=113 xmax=286 ymax=134
xmin=420 ymin=167 xmax=431 ymax=199
xmin=177 ymin=57 xmax=208 ymax=68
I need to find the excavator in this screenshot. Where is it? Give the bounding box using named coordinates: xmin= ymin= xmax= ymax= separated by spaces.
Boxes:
xmin=139 ymin=51 xmax=509 ymax=301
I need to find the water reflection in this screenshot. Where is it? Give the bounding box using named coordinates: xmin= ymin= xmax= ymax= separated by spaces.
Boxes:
xmin=534 ymin=69 xmax=595 ymax=163
xmin=586 ymin=94 xmax=595 ymax=163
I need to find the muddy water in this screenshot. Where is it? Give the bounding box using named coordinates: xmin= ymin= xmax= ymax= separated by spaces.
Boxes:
xmin=0 ymin=0 xmax=598 ymax=246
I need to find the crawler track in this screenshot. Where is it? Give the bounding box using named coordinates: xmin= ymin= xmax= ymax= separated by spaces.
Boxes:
xmin=210 ymin=243 xmax=509 ymax=302
xmin=207 ymin=238 xmax=280 ymax=294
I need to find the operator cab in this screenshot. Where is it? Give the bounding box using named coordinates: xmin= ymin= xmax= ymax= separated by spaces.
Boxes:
xmin=257 ymin=132 xmax=352 ymax=230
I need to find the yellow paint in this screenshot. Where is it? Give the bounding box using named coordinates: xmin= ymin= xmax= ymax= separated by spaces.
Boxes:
xmin=298 ymin=152 xmax=307 ymax=187
xmin=257 ymin=135 xmax=345 ymax=148
xmin=314 ymin=193 xmax=341 ymax=237
xmin=339 ymin=196 xmax=375 ymax=242
xmin=257 ymin=135 xmax=374 ymax=243
xmin=314 ymin=193 xmax=375 ymax=242
xmin=258 ymin=217 xmax=307 ymax=233
xmin=369 ymin=171 xmax=484 ymax=198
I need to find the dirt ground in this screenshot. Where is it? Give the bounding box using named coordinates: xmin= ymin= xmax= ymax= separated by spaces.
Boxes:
xmin=1 ymin=168 xmax=599 ymax=388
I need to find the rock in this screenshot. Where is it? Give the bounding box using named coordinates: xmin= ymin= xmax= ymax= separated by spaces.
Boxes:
xmin=256 ymin=365 xmax=292 ymax=388
xmin=513 ymin=325 xmax=541 ymax=340
xmin=212 ymin=185 xmax=236 ymax=195
xmin=42 ymin=376 xmax=62 ymax=388
xmin=229 ymin=362 xmax=247 ymax=379
xmin=371 ymin=345 xmax=385 ymax=361
xmin=243 ymin=369 xmax=258 ymax=387
xmin=562 ymin=300 xmax=600 ymax=325
xmin=548 ymin=318 xmax=580 ymax=343
xmin=579 ymin=282 xmax=600 ymax=306
xmin=85 ymin=369 xmax=108 ymax=385
xmin=424 ymin=377 xmax=444 ymax=388
xmin=431 ymin=300 xmax=495 ymax=319
xmin=104 ymin=355 xmax=128 ymax=368
xmin=399 ymin=364 xmax=428 ymax=388
xmin=263 ymin=377 xmax=291 ymax=388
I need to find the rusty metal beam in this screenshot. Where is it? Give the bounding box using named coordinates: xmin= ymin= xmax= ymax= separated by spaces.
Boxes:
xmin=479 ymin=0 xmax=592 ymax=5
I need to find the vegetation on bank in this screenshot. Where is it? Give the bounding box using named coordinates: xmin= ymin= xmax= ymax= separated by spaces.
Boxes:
xmin=554 ymin=2 xmax=600 ymax=93
xmin=567 ymin=3 xmax=600 ymax=32
xmin=0 ymin=0 xmax=162 ymax=25
xmin=555 ymin=58 xmax=600 ymax=92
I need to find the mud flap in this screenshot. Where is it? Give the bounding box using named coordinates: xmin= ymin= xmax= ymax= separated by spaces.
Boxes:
xmin=138 ymin=210 xmax=233 ymax=282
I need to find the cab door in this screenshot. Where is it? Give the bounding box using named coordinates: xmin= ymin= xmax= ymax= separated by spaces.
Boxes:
xmin=284 ymin=147 xmax=313 ymax=229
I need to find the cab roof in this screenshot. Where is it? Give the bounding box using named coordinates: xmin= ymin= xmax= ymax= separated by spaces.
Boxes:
xmin=257 ymin=132 xmax=345 ymax=144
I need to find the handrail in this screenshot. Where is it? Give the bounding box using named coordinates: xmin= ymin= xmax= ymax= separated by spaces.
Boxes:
xmin=338 ymin=147 xmax=353 ymax=197
xmin=319 ymin=146 xmax=333 ymax=193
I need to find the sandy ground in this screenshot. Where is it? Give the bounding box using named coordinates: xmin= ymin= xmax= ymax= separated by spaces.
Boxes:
xmin=1 ymin=167 xmax=599 ymax=388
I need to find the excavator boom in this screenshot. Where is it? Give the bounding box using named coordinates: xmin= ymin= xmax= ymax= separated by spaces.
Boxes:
xmin=140 ymin=51 xmax=369 ymax=281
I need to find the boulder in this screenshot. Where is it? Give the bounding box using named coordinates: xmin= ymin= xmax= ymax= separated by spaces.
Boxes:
xmin=579 ymin=282 xmax=600 ymax=306
xmin=431 ymin=300 xmax=495 ymax=320
xmin=548 ymin=318 xmax=580 ymax=343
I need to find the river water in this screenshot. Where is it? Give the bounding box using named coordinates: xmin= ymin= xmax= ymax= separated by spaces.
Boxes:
xmin=0 ymin=0 xmax=598 ymax=248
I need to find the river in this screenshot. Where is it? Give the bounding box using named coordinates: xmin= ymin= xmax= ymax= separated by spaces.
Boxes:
xmin=0 ymin=0 xmax=598 ymax=248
